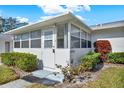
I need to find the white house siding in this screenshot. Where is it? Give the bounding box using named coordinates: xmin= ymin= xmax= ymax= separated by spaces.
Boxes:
xmin=0 ymin=40 xmax=5 ymax=53
xmin=92 ymin=27 xmax=124 ymax=52
xmin=70 ymin=48 xmax=91 ymax=67
xmin=13 ymin=48 xmax=70 ymax=72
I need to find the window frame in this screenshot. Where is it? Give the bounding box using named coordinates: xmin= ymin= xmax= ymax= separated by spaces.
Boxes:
xmin=30 ymin=30 xmax=42 ymax=48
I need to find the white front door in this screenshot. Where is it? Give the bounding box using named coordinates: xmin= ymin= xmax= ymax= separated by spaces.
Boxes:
xmin=42 ymin=29 xmax=55 ymax=69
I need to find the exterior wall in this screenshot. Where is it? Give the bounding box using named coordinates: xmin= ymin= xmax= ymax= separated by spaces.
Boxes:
xmin=0 ymin=39 xmax=13 ymax=53
xmin=70 ymin=48 xmax=91 ymax=67
xmin=0 ymin=40 xmax=5 ymax=53
xmin=92 ymin=27 xmax=124 ymax=52
xmin=13 ymin=24 xmax=71 ymax=72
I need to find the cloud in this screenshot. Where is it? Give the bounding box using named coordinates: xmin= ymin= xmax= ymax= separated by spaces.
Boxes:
xmin=38 ymin=5 xmax=91 ymax=15
xmin=16 ymin=16 xmax=29 ymax=23
xmin=65 ymin=5 xmax=83 ymax=13
xmin=38 ymin=5 xmax=65 ymax=15
xmin=83 ymin=5 xmax=91 ymax=12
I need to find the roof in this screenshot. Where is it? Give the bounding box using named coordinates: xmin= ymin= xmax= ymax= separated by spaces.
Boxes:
xmin=90 ymin=20 xmax=124 ymax=30
xmin=4 ymin=12 xmax=91 ymax=35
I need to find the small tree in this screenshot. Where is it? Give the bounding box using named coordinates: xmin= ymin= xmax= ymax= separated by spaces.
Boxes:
xmin=94 ymin=40 xmax=112 ymax=62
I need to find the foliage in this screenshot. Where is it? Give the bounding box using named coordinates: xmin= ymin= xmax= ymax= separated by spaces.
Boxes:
xmin=56 ymin=52 xmax=100 ymax=82
xmin=0 ymin=65 xmax=19 ymax=85
xmin=107 ymin=52 xmax=124 ymax=64
xmin=80 ymin=52 xmax=100 ymax=71
xmin=56 ymin=64 xmax=75 ymax=82
xmin=86 ymin=67 xmax=124 ymax=88
xmin=1 ymin=52 xmax=37 ymax=72
xmin=94 ymin=40 xmax=112 ymax=62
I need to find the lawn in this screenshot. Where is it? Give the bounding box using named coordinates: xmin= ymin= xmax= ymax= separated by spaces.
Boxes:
xmin=0 ymin=65 xmax=19 ymax=85
xmin=85 ymin=67 xmax=124 ymax=88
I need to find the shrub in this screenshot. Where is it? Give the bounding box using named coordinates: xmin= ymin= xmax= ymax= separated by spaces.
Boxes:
xmin=16 ymin=54 xmax=37 ymax=72
xmin=0 ymin=66 xmax=19 ymax=84
xmin=1 ymin=52 xmax=37 ymax=72
xmin=56 ymin=64 xmax=75 ymax=82
xmin=1 ymin=53 xmax=16 ymax=66
xmin=80 ymin=53 xmax=100 ymax=71
xmin=94 ymin=40 xmax=112 ymax=62
xmin=107 ymin=52 xmax=124 ymax=64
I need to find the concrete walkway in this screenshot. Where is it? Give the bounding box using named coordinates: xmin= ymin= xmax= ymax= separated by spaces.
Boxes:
xmin=0 ymin=79 xmax=32 ymax=88
xmin=0 ymin=70 xmax=64 ymax=88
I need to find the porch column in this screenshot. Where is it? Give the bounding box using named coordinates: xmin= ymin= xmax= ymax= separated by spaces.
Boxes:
xmin=68 ymin=22 xmax=71 ymax=48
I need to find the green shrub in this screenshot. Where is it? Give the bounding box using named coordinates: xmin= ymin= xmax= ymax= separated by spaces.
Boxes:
xmin=107 ymin=52 xmax=124 ymax=64
xmin=1 ymin=52 xmax=37 ymax=72
xmin=16 ymin=54 xmax=37 ymax=72
xmin=1 ymin=53 xmax=16 ymax=66
xmin=0 ymin=66 xmax=19 ymax=84
xmin=80 ymin=53 xmax=100 ymax=71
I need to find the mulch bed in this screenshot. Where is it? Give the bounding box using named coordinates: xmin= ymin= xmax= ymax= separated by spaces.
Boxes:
xmin=53 ymin=63 xmax=124 ymax=88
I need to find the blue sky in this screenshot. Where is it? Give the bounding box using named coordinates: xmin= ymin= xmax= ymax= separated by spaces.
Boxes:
xmin=0 ymin=5 xmax=124 ymax=25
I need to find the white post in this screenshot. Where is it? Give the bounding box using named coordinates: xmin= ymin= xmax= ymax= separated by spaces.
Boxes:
xmin=29 ymin=32 xmax=31 ymax=48
xmin=68 ymin=22 xmax=71 ymax=49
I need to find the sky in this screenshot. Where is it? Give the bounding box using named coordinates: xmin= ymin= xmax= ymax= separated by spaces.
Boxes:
xmin=0 ymin=5 xmax=124 ymax=26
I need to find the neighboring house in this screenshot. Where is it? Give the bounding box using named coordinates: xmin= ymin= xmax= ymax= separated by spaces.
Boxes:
xmin=0 ymin=12 xmax=124 ymax=71
xmin=91 ymin=20 xmax=124 ymax=52
xmin=0 ymin=34 xmax=13 ymax=53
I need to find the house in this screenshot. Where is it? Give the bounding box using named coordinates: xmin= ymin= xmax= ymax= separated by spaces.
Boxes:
xmin=0 ymin=12 xmax=124 ymax=71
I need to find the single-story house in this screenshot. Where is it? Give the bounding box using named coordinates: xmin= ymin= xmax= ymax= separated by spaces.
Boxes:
xmin=0 ymin=12 xmax=124 ymax=71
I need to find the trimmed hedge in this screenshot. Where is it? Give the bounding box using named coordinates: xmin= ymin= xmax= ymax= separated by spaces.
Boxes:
xmin=107 ymin=52 xmax=124 ymax=64
xmin=80 ymin=52 xmax=100 ymax=70
xmin=1 ymin=52 xmax=37 ymax=72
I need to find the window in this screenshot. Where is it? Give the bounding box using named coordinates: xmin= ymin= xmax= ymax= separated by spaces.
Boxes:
xmin=14 ymin=41 xmax=20 ymax=48
xmin=22 ymin=41 xmax=29 ymax=48
xmin=81 ymin=31 xmax=87 ymax=48
xmin=44 ymin=31 xmax=53 ymax=48
xmin=14 ymin=35 xmax=21 ymax=40
xmin=57 ymin=24 xmax=68 ymax=48
xmin=31 ymin=30 xmax=41 ymax=48
xmin=31 ymin=39 xmax=41 ymax=48
xmin=21 ymin=33 xmax=29 ymax=48
xmin=14 ymin=35 xmax=21 ymax=48
xmin=88 ymin=41 xmax=91 ymax=48
xmin=31 ymin=30 xmax=41 ymax=39
xmin=21 ymin=33 xmax=29 ymax=40
xmin=71 ymin=36 xmax=80 ymax=48
xmin=44 ymin=40 xmax=52 ymax=48
xmin=87 ymin=33 xmax=91 ymax=48
xmin=71 ymin=24 xmax=80 ymax=48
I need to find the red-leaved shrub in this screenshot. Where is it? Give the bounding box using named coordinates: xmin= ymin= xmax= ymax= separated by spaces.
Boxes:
xmin=94 ymin=40 xmax=112 ymax=62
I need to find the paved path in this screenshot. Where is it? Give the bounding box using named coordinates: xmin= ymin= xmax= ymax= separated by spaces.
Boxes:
xmin=0 ymin=79 xmax=32 ymax=88
xmin=0 ymin=70 xmax=64 ymax=88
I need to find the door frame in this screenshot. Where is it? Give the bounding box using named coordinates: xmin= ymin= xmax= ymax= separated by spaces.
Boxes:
xmin=42 ymin=27 xmax=56 ymax=69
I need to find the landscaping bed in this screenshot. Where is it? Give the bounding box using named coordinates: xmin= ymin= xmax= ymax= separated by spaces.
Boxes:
xmin=54 ymin=63 xmax=124 ymax=88
xmin=0 ymin=65 xmax=19 ymax=85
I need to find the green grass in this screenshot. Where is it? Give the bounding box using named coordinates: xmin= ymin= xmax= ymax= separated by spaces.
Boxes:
xmin=27 ymin=83 xmax=48 ymax=88
xmin=86 ymin=67 xmax=124 ymax=88
xmin=0 ymin=65 xmax=19 ymax=85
